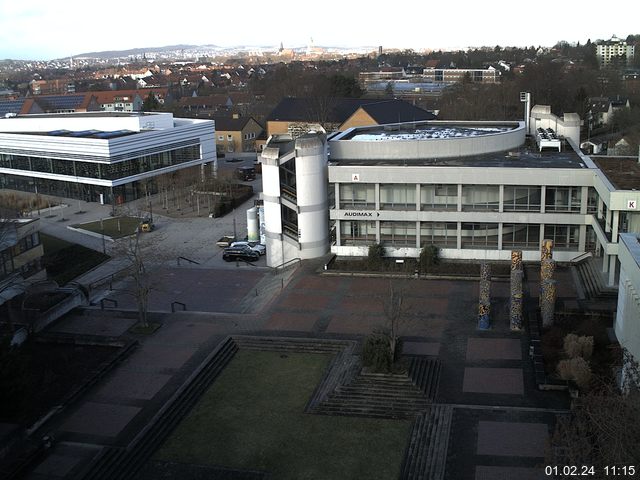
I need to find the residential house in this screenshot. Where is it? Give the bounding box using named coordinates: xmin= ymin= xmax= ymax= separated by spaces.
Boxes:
xmin=596 ymin=35 xmax=636 ymax=67
xmin=93 ymin=89 xmax=170 ymax=112
xmin=265 ymin=97 xmax=436 ymax=138
xmin=213 ymin=115 xmax=263 ymax=153
xmin=587 ymin=96 xmax=631 ymax=128
xmin=0 ymin=94 xmax=100 ymax=115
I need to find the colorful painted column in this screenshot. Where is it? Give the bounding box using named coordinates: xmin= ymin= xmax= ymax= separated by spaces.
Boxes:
xmin=477 ymin=262 xmax=491 ymax=330
xmin=510 ymin=250 xmax=523 ymax=331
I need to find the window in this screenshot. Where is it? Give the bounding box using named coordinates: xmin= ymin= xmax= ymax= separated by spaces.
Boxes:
xmin=218 ymin=135 xmax=224 ymax=141
xmin=544 ymin=225 xmax=580 ymax=250
xmin=339 ymin=184 xmax=374 ymax=209
xmin=502 ymin=224 xmax=540 ymax=249
xmin=461 ymin=223 xmax=499 ymax=248
xmin=503 ymin=186 xmax=541 ymax=212
xmin=380 ymin=184 xmax=416 ymax=210
xmin=545 ymin=187 xmax=581 ymax=213
xmin=340 ymin=221 xmax=377 ymax=245
xmin=462 ymin=185 xmax=499 ymax=211
xmin=421 ymin=184 xmax=457 ymax=210
xmin=420 ymin=222 xmax=457 ymax=247
xmin=380 ymin=221 xmax=416 ymax=246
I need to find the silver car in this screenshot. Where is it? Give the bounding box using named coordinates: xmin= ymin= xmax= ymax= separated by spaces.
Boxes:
xmin=229 ymin=241 xmax=266 ymax=256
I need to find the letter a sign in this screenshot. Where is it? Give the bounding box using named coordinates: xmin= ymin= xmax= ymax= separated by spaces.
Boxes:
xmin=628 ymin=200 xmax=638 ymax=210
xmin=352 ymin=173 xmax=360 ymax=182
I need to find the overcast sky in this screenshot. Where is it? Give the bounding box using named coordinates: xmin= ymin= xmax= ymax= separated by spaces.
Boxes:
xmin=1 ymin=0 xmax=637 ymax=60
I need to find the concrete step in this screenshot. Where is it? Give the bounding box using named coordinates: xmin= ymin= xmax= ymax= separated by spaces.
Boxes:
xmin=78 ymin=337 xmax=239 ymax=480
xmin=408 ymin=358 xmax=441 ymax=401
xmin=400 ymin=404 xmax=453 ymax=480
xmin=232 ymin=336 xmax=347 ymax=354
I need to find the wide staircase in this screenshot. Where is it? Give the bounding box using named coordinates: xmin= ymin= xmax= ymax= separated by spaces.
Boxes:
xmin=399 ymin=405 xmax=453 ymax=480
xmin=310 ymin=358 xmax=441 ymax=419
xmin=76 ymin=337 xmax=239 ymax=480
xmin=574 ymin=257 xmax=618 ymax=300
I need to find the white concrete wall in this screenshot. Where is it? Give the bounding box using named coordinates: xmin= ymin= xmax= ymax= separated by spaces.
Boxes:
xmin=295 ymin=135 xmax=329 ymax=259
xmin=0 ymin=112 xmax=175 ymax=132
xmin=529 ymin=106 xmax=581 ymax=146
xmin=330 ymin=121 xmax=525 ymax=161
xmin=615 ymin=234 xmax=640 ymax=386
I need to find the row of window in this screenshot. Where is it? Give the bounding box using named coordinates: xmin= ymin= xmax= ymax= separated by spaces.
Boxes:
xmin=217 ymin=132 xmax=257 ymax=142
xmin=337 ymin=184 xmax=596 ymax=213
xmin=339 ymin=221 xmax=581 ymax=250
xmin=1 ymin=233 xmax=42 ymax=280
xmin=0 ymin=145 xmax=200 ymax=181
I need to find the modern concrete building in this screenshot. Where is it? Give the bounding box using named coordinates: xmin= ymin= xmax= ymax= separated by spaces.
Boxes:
xmin=261 ymin=134 xmax=329 ymax=267
xmin=0 ymin=112 xmax=215 ymax=205
xmin=259 ymin=108 xmax=640 ymax=284
xmin=596 ymin=35 xmax=636 ymax=67
xmin=0 ymin=218 xmax=46 ymax=306
xmin=615 ymin=233 xmax=640 ymax=389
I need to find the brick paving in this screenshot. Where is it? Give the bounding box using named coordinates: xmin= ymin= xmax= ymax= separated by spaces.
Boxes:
xmin=475 ymin=465 xmax=546 ymax=480
xmin=466 ymin=338 xmax=522 ymax=361
xmin=264 ymin=311 xmax=321 ymax=332
xmin=60 ymin=402 xmax=142 ymax=438
xmin=476 ymin=421 xmax=548 ymax=457
xmin=403 ymin=341 xmax=441 ymax=356
xmin=462 ymin=368 xmax=525 ymax=395
xmin=26 ymin=261 xmax=581 ymax=479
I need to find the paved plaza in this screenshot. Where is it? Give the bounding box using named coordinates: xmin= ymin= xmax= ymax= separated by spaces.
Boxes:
xmin=19 ymin=191 xmax=572 ymax=479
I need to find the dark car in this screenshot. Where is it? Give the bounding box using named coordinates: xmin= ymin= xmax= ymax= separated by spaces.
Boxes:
xmin=222 ymin=245 xmax=259 ymax=262
xmin=235 ymin=166 xmax=256 ymax=181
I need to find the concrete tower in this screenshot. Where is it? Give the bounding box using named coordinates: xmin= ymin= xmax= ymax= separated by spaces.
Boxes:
xmin=260 ymin=133 xmax=329 ymax=267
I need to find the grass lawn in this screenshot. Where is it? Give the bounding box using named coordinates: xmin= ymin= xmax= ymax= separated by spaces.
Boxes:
xmin=156 ymin=350 xmax=411 ymax=479
xmin=73 ymin=216 xmax=141 ymax=239
xmin=41 ymin=233 xmax=110 ymax=285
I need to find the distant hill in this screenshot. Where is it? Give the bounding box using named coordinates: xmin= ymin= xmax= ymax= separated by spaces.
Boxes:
xmin=72 ymin=44 xmax=217 ymax=59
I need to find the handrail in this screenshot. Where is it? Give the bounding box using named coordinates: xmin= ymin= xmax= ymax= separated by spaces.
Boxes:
xmin=100 ymin=298 xmax=118 ymax=309
xmin=87 ymin=266 xmax=132 ymax=292
xmin=177 ymin=256 xmax=200 ymax=266
xmin=569 ymin=251 xmax=593 ymax=264
xmin=171 ymin=301 xmax=187 ymax=312
xmin=273 ymin=257 xmax=301 ymax=275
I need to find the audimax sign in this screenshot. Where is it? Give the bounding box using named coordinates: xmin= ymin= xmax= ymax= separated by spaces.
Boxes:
xmin=343 ymin=211 xmax=380 ymax=217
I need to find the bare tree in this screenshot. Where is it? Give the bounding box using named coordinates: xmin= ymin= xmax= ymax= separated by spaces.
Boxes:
xmin=117 ymin=233 xmax=153 ymax=328
xmin=548 ymin=349 xmax=640 ymax=467
xmin=382 ymin=281 xmax=408 ymax=364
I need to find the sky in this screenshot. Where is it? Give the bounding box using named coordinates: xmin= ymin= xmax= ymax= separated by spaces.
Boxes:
xmin=1 ymin=0 xmax=638 ymax=60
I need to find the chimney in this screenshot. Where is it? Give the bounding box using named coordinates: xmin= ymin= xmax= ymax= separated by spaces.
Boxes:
xmin=520 ymin=92 xmax=531 ymax=134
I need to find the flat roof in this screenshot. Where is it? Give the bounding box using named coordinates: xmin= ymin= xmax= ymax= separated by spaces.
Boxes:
xmin=346 ymin=124 xmax=516 ymax=141
xmin=331 ymin=140 xmax=586 ymax=169
xmin=592 ymin=157 xmax=640 ymax=190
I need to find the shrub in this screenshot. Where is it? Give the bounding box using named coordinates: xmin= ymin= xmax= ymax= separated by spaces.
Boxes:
xmin=367 ymin=243 xmax=385 ymax=270
xmin=362 ymin=334 xmax=392 ymax=373
xmin=362 ymin=331 xmax=403 ymax=373
xmin=563 ymin=334 xmax=594 ymax=360
xmin=419 ymin=244 xmax=440 ymax=272
xmin=577 ymin=336 xmax=594 ymax=360
xmin=563 ymin=333 xmax=581 ymax=358
xmin=557 ymin=357 xmax=592 ymax=390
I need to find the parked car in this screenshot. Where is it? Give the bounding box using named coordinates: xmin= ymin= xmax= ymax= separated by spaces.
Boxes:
xmin=222 ymin=245 xmax=259 ymax=262
xmin=235 ymin=166 xmax=256 ymax=181
xmin=230 ymin=241 xmax=266 ymax=255
xmin=216 ymin=235 xmax=236 ymax=247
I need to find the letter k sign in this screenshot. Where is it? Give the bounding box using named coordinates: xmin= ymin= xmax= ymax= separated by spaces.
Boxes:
xmin=628 ymin=200 xmax=637 ymax=209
